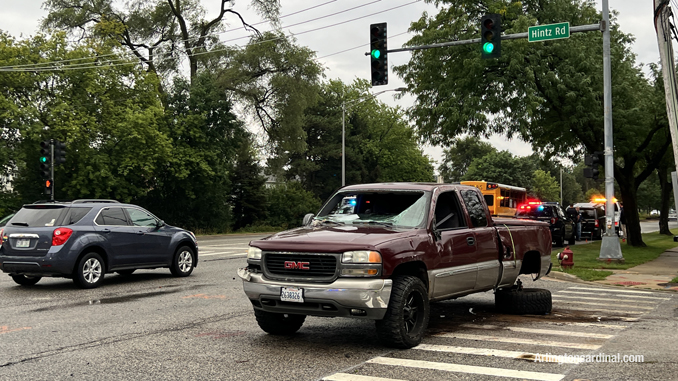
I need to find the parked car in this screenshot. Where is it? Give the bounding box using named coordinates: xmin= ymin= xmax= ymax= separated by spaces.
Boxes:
xmin=515 ymin=201 xmax=575 ymax=246
xmin=0 ymin=200 xmax=198 ymax=288
xmin=573 ymin=202 xmax=606 ymax=240
xmin=238 ymin=183 xmax=553 ymax=348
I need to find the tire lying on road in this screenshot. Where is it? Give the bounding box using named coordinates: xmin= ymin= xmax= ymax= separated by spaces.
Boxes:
xmin=495 ymin=288 xmax=552 ymax=315
xmin=254 ymin=309 xmax=306 ymax=335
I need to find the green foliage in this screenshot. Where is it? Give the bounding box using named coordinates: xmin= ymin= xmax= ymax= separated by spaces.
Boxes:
xmin=462 ymin=151 xmax=535 ymax=189
xmin=266 ymin=182 xmax=322 ymax=229
xmin=531 ymin=169 xmax=560 ymax=201
xmin=230 ymin=140 xmax=268 ymax=230
xmin=439 ymin=136 xmax=496 ymax=182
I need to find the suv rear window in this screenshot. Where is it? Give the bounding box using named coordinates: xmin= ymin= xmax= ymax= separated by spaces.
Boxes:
xmin=10 ymin=206 xmax=65 ymax=227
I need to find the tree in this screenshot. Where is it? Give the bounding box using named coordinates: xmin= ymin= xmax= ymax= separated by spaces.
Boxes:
xmin=230 ymin=139 xmax=268 ymax=230
xmin=462 ymin=151 xmax=536 ymax=189
xmin=531 ymin=170 xmax=560 ymax=201
xmin=42 ymin=0 xmax=280 ymax=82
xmin=395 ymin=0 xmax=670 ymax=246
xmin=439 ymin=136 xmax=496 ymax=182
xmin=266 ymin=182 xmax=322 ymax=229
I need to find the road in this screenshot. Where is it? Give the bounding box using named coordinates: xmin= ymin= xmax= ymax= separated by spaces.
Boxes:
xmin=1 ymin=233 xmax=676 ymax=380
xmin=640 ymin=219 xmax=678 ymax=233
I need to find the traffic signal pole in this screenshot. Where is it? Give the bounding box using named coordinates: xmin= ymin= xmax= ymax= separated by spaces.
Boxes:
xmin=50 ymin=140 xmax=55 ymax=202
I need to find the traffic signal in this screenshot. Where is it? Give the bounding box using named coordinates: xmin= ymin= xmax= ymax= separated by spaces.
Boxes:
xmin=480 ymin=14 xmax=501 ymax=59
xmin=54 ymin=140 xmax=66 ymax=165
xmin=584 ymin=152 xmax=602 ymax=180
xmin=44 ymin=179 xmax=53 ymax=195
xmin=39 ymin=140 xmax=51 ymax=180
xmin=370 ymin=22 xmax=388 ymax=86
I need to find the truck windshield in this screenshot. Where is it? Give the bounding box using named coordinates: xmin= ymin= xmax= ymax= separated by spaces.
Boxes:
xmin=316 ymin=191 xmax=429 ymax=228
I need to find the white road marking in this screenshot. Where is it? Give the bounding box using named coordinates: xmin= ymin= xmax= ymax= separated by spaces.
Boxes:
xmin=552 ymin=294 xmax=660 ymax=303
xmin=200 ymin=253 xmax=246 ymax=258
xmin=554 ymin=305 xmax=645 ymax=315
xmin=539 ymin=321 xmax=627 ymax=330
xmin=459 ymin=324 xmax=615 ymax=339
xmin=559 ymin=291 xmax=670 ymax=300
xmin=367 ymin=357 xmax=565 ymax=381
xmin=568 ymin=286 xmax=657 ymax=294
xmin=323 ymin=373 xmax=406 ymax=381
xmin=551 ymin=298 xmax=656 ymax=309
xmin=414 ymin=344 xmax=585 ymax=364
xmin=437 ymin=333 xmax=602 ymax=350
xmin=199 ymin=244 xmax=250 ymax=249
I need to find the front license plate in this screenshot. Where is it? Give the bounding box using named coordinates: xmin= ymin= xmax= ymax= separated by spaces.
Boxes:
xmin=280 ymin=287 xmax=304 ymax=303
xmin=15 ymin=239 xmax=30 ymax=248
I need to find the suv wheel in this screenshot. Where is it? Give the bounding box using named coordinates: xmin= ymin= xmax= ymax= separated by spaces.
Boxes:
xmin=170 ymin=246 xmax=195 ymax=277
xmin=73 ymin=253 xmax=105 ymax=289
xmin=375 ymin=275 xmax=430 ymax=349
xmin=11 ymin=275 xmax=41 ymax=286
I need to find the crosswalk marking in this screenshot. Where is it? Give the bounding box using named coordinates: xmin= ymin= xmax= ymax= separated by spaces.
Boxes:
xmin=436 ymin=333 xmax=602 ymax=350
xmin=459 ymin=324 xmax=615 ymax=339
xmin=559 ymin=290 xmax=670 ymax=300
xmin=569 ymin=286 xmax=656 ymax=294
xmin=323 ymin=374 xmax=406 ymax=381
xmin=366 ymin=357 xmax=565 ymax=381
xmin=551 ymin=294 xmax=658 ymax=303
xmin=553 ymin=305 xmax=645 ymax=315
xmin=200 ymin=252 xmax=246 ymax=257
xmin=414 ymin=344 xmax=585 ymax=364
xmin=552 ymin=298 xmax=656 ymax=309
xmin=538 ymin=321 xmax=627 ymax=330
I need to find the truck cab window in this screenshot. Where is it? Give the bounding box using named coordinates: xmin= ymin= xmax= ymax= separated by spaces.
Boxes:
xmin=435 ymin=192 xmax=466 ymax=229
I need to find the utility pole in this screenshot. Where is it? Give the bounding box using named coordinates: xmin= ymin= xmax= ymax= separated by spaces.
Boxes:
xmin=654 ymin=0 xmax=678 ymax=216
xmin=598 ymin=0 xmax=623 ymax=261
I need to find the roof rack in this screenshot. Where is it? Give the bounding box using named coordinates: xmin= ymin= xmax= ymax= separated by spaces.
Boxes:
xmin=71 ymin=199 xmax=120 ymax=204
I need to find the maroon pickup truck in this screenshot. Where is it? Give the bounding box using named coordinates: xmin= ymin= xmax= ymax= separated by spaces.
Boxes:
xmin=238 ymin=183 xmax=553 ymax=348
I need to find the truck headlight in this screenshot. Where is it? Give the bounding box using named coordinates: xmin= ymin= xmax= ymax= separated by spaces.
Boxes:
xmin=342 ymin=250 xmax=381 ymax=264
xmin=247 ymin=246 xmax=262 ymax=260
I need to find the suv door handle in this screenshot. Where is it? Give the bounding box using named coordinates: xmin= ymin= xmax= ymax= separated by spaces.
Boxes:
xmin=101 ymin=229 xmax=111 ymax=234
xmin=137 ymin=230 xmax=145 ymax=235
xmin=466 ymin=237 xmax=475 ymax=246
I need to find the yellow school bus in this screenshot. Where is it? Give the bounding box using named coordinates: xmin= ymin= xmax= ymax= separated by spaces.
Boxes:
xmin=460 ymin=181 xmax=527 ymax=217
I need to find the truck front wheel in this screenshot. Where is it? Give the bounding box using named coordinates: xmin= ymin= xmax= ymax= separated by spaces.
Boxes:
xmin=254 ymin=309 xmax=306 ymax=335
xmin=375 ymin=275 xmax=430 ymax=349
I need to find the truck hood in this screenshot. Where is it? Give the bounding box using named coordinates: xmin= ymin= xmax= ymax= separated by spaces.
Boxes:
xmin=251 ymin=225 xmax=418 ymax=252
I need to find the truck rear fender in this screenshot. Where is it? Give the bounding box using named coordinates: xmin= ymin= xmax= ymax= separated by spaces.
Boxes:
xmin=390 ymin=261 xmax=429 ymax=293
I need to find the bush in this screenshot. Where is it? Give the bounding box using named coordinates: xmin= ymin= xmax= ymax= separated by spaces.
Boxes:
xmin=266 ymin=182 xmax=322 ymax=229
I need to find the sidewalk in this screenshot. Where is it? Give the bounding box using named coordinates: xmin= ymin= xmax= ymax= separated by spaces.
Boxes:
xmin=548 ymin=247 xmax=678 ymax=291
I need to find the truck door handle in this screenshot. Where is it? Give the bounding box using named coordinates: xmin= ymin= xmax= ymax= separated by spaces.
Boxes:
xmin=466 ymin=237 xmax=475 ymax=246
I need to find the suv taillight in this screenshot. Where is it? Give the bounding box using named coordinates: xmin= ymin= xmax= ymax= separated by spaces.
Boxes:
xmin=52 ymin=227 xmax=73 ymax=246
xmin=550 ymin=217 xmax=557 ymax=225
xmin=595 ymin=220 xmax=599 ymax=228
xmin=0 ymin=228 xmax=4 ymax=245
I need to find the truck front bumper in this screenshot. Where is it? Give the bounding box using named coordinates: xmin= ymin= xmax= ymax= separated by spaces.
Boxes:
xmin=238 ymin=267 xmax=392 ymax=320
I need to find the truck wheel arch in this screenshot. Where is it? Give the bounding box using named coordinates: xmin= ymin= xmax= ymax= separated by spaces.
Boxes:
xmin=389 ymin=261 xmax=429 ymax=291
xmin=518 ymin=251 xmax=541 ymax=275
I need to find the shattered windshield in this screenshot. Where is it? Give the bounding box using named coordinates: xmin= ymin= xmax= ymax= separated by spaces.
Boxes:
xmin=314 ymin=191 xmax=429 ymax=229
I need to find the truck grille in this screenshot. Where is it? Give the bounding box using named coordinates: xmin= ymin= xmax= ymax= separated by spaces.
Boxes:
xmin=263 ymin=252 xmax=338 ymax=281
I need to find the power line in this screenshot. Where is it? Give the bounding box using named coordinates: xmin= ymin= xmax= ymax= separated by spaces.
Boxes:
xmin=0 ymin=0 xmax=385 ymax=71
xmin=0 ymin=0 xmax=421 ymax=73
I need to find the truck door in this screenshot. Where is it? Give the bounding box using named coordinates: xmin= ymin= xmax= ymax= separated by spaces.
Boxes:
xmin=459 ymin=189 xmax=501 ymax=290
xmin=431 ymin=191 xmax=477 ymax=298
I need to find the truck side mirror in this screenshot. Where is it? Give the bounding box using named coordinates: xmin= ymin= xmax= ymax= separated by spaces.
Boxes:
xmin=302 ymin=213 xmax=315 ymax=226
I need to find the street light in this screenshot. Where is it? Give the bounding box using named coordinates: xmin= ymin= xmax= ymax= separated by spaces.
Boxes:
xmin=341 ymin=87 xmax=407 ymax=186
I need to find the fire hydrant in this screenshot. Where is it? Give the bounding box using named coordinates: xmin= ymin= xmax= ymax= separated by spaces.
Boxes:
xmin=557 ymin=246 xmax=574 ymax=269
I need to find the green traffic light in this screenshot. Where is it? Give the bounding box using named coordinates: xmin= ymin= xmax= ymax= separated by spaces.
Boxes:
xmin=371 ymin=49 xmax=381 ymax=59
xmin=483 ymin=42 xmax=494 ymax=54
xmin=40 ymin=156 xmax=47 ymax=163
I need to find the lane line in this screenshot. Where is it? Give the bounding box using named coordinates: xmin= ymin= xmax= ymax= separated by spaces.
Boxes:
xmin=414 ymin=344 xmax=585 ymax=364
xmin=201 ymin=253 xmax=246 ymax=258
xmin=552 ymin=294 xmax=660 ymax=303
xmin=367 ymin=357 xmax=565 ymax=381
xmin=551 ymin=299 xmax=656 ymax=310
xmin=568 ymin=286 xmax=657 ymax=294
xmin=323 ymin=374 xmax=406 ymax=381
xmin=459 ymin=324 xmax=615 ymax=339
xmin=436 ymin=333 xmax=602 ymax=350
xmin=558 ymin=291 xmax=670 ymax=300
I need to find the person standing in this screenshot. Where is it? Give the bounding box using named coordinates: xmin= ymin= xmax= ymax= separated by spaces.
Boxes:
xmin=620 ymin=203 xmax=627 ymax=240
xmin=575 ymin=207 xmax=582 ymax=241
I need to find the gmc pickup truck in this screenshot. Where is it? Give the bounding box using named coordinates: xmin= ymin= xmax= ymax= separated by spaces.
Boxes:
xmin=238 ymin=183 xmax=553 ymax=348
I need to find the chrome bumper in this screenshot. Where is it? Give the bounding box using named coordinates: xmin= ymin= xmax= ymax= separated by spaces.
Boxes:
xmin=237 ymin=267 xmax=392 ymax=319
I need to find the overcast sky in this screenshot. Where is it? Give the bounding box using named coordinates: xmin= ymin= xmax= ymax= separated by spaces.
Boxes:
xmin=0 ymin=0 xmax=661 ymax=170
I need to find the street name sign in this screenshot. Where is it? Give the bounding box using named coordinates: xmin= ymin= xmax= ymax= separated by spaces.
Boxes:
xmin=528 ymin=22 xmax=570 ymax=42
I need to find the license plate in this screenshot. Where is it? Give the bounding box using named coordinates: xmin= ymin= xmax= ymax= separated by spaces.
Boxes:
xmin=280 ymin=287 xmax=304 ymax=303
xmin=15 ymin=239 xmax=30 ymax=248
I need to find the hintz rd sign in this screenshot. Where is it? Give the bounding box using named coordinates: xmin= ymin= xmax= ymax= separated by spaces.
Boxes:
xmin=528 ymin=22 xmax=570 ymax=42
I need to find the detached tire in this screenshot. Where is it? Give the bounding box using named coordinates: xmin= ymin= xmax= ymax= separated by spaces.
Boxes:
xmin=495 ymin=288 xmax=552 ymax=315
xmin=554 ymin=236 xmax=564 ymax=247
xmin=11 ymin=275 xmax=41 ymax=286
xmin=254 ymin=309 xmax=306 ymax=335
xmin=375 ymin=275 xmax=430 ymax=349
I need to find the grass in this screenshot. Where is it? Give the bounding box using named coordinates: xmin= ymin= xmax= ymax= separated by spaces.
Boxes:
xmin=671 ymin=276 xmax=678 ymax=284
xmin=550 ymin=232 xmax=678 ymax=281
